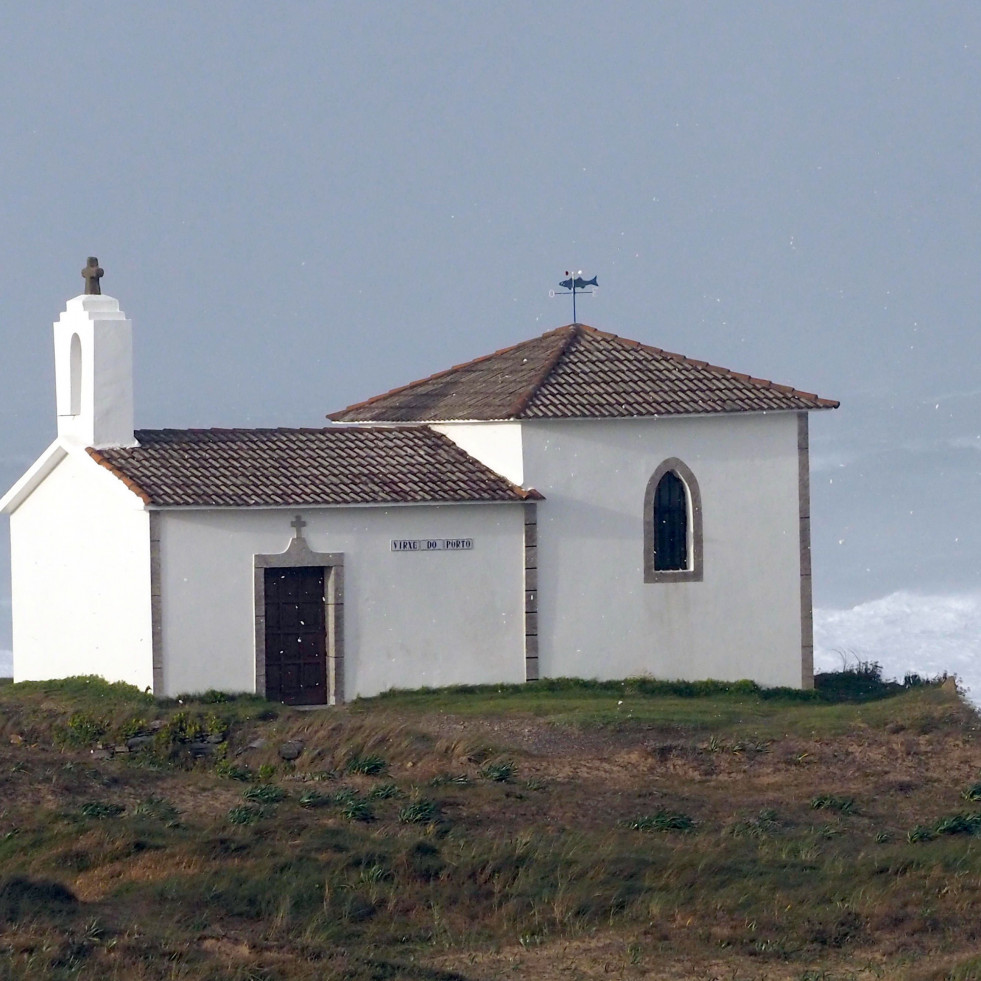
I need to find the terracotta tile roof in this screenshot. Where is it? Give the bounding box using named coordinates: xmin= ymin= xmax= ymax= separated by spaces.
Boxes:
xmin=88 ymin=427 xmax=540 ymax=507
xmin=329 ymin=323 xmax=839 ymax=422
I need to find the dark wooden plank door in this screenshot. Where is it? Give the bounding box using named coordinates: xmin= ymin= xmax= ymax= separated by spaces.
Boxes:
xmin=264 ymin=567 xmax=327 ymax=705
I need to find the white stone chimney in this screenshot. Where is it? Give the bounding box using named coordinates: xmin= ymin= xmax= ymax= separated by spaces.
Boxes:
xmin=53 ymin=290 xmax=136 ymax=448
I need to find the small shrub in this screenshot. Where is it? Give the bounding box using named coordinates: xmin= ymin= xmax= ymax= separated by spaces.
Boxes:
xmin=244 ymin=784 xmax=286 ymax=804
xmin=359 ymin=864 xmax=393 ymax=884
xmin=903 ymin=671 xmax=951 ymax=689
xmin=933 ymin=812 xmax=981 ymax=837
xmin=205 ymin=714 xmax=228 ymax=740
xmin=481 ymin=760 xmax=517 ymax=783
xmin=908 ymin=825 xmax=936 ymax=843
xmin=345 ymin=754 xmax=387 ymax=776
xmin=298 ymin=790 xmax=332 ymax=808
xmin=256 ymin=763 xmax=277 ymax=782
xmin=729 ymin=808 xmax=781 ymax=838
xmin=227 ymin=805 xmax=266 ymax=825
xmin=620 ymin=810 xmax=695 ymax=833
xmin=703 ymin=735 xmax=726 ymax=753
xmin=144 ymin=711 xmax=222 ymax=766
xmin=962 ymin=783 xmax=981 ymax=802
xmin=704 ymin=734 xmax=771 ymax=754
xmin=163 ymin=711 xmax=205 ymax=744
xmin=62 ymin=713 xmax=109 ymax=747
xmin=811 ymin=794 xmax=856 ymax=814
xmin=368 ymin=783 xmax=400 ymax=800
xmin=199 ymin=689 xmax=230 ymax=703
xmin=79 ymin=801 xmax=124 ymax=820
xmin=116 ymin=716 xmax=149 ymax=740
xmin=341 ymin=798 xmax=375 ymax=823
xmin=215 ymin=758 xmax=253 ymax=781
xmin=331 ymin=786 xmax=360 ymax=805
xmin=131 ymin=796 xmax=180 ymax=825
xmin=398 ymin=798 xmax=439 ymax=825
xmin=814 ymin=660 xmax=905 ymax=702
xmin=430 ymin=773 xmax=471 ymax=787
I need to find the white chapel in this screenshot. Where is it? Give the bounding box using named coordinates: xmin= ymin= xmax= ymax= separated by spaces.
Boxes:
xmin=1 ymin=264 xmax=837 ymax=703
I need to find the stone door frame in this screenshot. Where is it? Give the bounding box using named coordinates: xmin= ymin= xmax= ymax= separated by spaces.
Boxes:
xmin=254 ymin=526 xmax=345 ymax=705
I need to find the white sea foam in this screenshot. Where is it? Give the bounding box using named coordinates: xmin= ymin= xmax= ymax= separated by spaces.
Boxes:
xmin=814 ymin=591 xmax=981 ymax=705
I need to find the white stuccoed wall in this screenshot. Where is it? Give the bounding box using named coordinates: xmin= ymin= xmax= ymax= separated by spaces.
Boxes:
xmin=156 ymin=503 xmax=527 ymax=698
xmin=518 ymin=413 xmax=804 ymax=687
xmin=8 ymin=450 xmax=153 ymax=688
xmin=436 ymin=412 xmax=806 ymax=687
xmin=430 ymin=423 xmax=524 ymax=485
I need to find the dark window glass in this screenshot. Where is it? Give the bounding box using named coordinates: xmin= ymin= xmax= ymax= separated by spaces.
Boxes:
xmin=653 ymin=471 xmax=687 ymax=571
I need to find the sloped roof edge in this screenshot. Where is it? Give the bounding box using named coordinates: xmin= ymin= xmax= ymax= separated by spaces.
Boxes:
xmin=86 ymin=447 xmax=153 ymax=504
xmin=0 ymin=440 xmax=68 ymax=514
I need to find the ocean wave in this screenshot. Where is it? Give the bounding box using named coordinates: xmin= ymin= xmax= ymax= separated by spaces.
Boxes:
xmin=815 ymin=590 xmax=981 ymax=704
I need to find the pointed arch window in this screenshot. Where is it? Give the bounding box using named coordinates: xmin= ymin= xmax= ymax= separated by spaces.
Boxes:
xmin=644 ymin=458 xmax=703 ymax=583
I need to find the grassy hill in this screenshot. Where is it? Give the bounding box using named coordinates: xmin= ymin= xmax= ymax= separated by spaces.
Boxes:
xmin=0 ymin=671 xmax=979 ymax=980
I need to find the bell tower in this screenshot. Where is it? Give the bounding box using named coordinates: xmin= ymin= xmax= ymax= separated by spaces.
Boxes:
xmin=53 ymin=258 xmax=136 ymax=448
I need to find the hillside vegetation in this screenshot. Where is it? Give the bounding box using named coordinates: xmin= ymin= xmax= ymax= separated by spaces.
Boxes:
xmin=0 ymin=671 xmax=979 ymax=980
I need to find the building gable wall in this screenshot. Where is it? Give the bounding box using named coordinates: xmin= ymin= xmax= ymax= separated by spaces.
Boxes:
xmin=9 ymin=451 xmax=153 ymax=688
xmin=517 ymin=413 xmax=804 ymax=687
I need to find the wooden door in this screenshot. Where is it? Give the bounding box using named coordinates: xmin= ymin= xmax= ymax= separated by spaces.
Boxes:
xmin=264 ymin=566 xmax=328 ymax=705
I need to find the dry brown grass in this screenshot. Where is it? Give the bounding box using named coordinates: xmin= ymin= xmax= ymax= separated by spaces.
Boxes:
xmin=0 ymin=677 xmax=979 ymax=979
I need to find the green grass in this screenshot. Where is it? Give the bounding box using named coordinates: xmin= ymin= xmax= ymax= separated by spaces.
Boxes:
xmin=620 ymin=810 xmax=696 ymax=832
xmin=354 ymin=673 xmax=960 ymax=740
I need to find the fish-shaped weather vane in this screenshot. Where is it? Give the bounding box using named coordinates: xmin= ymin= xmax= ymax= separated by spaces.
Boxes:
xmin=550 ymin=270 xmax=598 ymax=323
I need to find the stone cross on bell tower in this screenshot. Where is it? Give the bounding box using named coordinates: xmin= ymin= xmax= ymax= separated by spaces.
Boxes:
xmin=81 ymin=257 xmax=104 ymax=295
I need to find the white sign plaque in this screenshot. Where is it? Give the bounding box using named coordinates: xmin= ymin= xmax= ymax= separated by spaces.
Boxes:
xmin=391 ymin=538 xmax=474 ymax=552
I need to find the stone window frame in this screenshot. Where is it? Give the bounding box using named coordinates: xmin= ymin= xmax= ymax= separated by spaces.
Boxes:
xmin=643 ymin=457 xmax=703 ymax=583
xmin=254 ymin=527 xmax=345 ymax=705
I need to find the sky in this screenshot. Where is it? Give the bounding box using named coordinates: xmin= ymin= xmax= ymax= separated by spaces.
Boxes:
xmin=2 ymin=2 xmax=981 ymax=681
